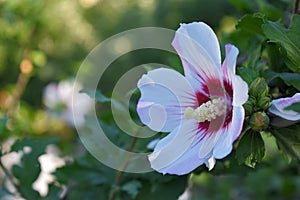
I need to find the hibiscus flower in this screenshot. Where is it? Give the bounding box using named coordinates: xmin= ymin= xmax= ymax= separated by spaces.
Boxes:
xmin=269 ymin=93 xmax=300 ymax=126
xmin=137 ymin=22 xmax=248 ymax=175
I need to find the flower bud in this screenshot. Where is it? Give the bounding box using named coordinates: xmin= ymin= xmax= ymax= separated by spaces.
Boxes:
xmin=243 ymin=100 xmax=253 ymax=116
xmin=249 ymin=96 xmax=257 ymax=105
xmin=249 ymin=112 xmax=270 ymax=131
xmin=257 ymin=96 xmax=271 ymax=110
xmin=249 ymin=78 xmax=269 ymax=99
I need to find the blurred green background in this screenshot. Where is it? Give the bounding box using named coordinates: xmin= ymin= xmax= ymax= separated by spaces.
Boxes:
xmin=1 ymin=0 xmax=300 ymax=199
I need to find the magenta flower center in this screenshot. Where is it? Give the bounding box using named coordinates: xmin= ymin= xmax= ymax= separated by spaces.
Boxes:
xmin=190 ymin=79 xmax=234 ymax=135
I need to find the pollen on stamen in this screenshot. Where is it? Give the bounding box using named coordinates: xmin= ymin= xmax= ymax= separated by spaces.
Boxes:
xmin=184 ymin=98 xmax=226 ymax=122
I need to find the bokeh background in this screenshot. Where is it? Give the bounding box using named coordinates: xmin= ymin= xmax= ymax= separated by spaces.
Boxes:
xmin=1 ymin=0 xmax=299 ymax=199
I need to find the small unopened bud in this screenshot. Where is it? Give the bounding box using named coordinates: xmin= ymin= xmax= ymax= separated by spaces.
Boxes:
xmin=250 ymin=78 xmax=269 ymax=99
xmin=249 ymin=96 xmax=257 ymax=105
xmin=257 ymin=96 xmax=271 ymax=110
xmin=249 ymin=112 xmax=270 ymax=131
xmin=243 ymin=100 xmax=253 ymax=116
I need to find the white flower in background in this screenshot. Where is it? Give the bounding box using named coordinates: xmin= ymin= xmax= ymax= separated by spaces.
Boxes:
xmin=33 ymin=145 xmax=65 ymax=196
xmin=43 ymin=80 xmax=93 ymax=127
xmin=269 ymin=93 xmax=300 ymax=121
xmin=269 ymin=93 xmax=300 ymax=127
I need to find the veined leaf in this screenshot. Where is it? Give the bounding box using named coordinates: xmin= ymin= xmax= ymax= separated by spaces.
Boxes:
xmin=262 ymin=15 xmax=300 ymax=73
xmin=237 ymin=66 xmax=259 ymax=86
xmin=278 ymin=73 xmax=300 ymax=91
xmin=272 ymin=124 xmax=300 ymax=162
xmin=236 ymin=130 xmax=265 ymax=168
xmin=236 ymin=13 xmax=265 ymax=35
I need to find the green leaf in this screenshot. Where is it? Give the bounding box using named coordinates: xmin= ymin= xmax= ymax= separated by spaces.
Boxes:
xmin=44 ymin=184 xmax=61 ymax=200
xmin=278 ymin=73 xmax=300 ymax=91
xmin=54 ymin=163 xmax=107 ymax=186
xmin=265 ymin=42 xmax=286 ymax=72
xmin=80 ymin=89 xmax=110 ymax=103
xmin=262 ymin=15 xmax=300 ymax=73
xmin=53 ymin=153 xmax=113 ymax=200
xmin=236 ymin=130 xmax=265 ymax=168
xmin=236 ymin=66 xmax=259 ymax=85
xmin=228 ymin=0 xmax=257 ymax=12
xmin=284 ymin=102 xmax=300 ymax=113
xmin=236 ymin=14 xmax=265 ymax=35
xmin=0 ymin=115 xmax=8 ymax=135
xmin=272 ymin=124 xmax=300 ymax=162
xmin=256 ymin=0 xmax=284 ymax=21
xmin=11 ymin=137 xmax=58 ymax=153
xmin=136 ymin=173 xmax=188 ymax=200
xmin=121 ymin=180 xmax=142 ymax=199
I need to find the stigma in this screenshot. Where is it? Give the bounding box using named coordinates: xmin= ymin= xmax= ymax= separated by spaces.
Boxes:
xmin=184 ymin=98 xmax=227 ymax=122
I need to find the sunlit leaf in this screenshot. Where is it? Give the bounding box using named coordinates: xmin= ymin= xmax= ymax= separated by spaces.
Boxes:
xmin=263 ymin=15 xmax=300 ymax=73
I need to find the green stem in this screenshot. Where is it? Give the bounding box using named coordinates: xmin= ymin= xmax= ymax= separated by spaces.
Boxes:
xmin=108 ymin=129 xmax=140 ymax=200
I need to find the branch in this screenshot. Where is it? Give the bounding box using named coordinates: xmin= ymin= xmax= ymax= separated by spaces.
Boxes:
xmin=108 ymin=128 xmax=141 ymax=200
xmin=294 ymin=0 xmax=300 ymax=14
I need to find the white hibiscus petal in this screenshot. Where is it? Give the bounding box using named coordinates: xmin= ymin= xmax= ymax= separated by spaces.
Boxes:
xmin=172 ymin=22 xmax=222 ymax=83
xmin=137 ymin=68 xmax=197 ymax=132
xmin=269 ymin=93 xmax=300 ymax=121
xmin=232 ymin=75 xmax=248 ymax=106
xmin=158 ymin=152 xmax=207 ymax=175
xmin=269 ymin=105 xmax=300 ymax=121
xmin=222 ymin=44 xmax=239 ymax=74
xmin=152 ymin=126 xmax=220 ymax=175
xmin=181 ymin=60 xmax=206 ymax=94
xmin=213 ymin=106 xmax=245 ymax=159
xmin=197 ymin=131 xmax=222 ymax=159
xmin=138 ymin=103 xmax=167 ymax=131
xmin=205 ymin=156 xmax=216 ymax=171
xmin=174 ymin=22 xmax=221 ymax=68
xmin=148 ymin=119 xmax=199 ymax=174
xmin=221 ymin=44 xmax=248 ymax=106
xmin=227 ymin=70 xmax=249 ymax=107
